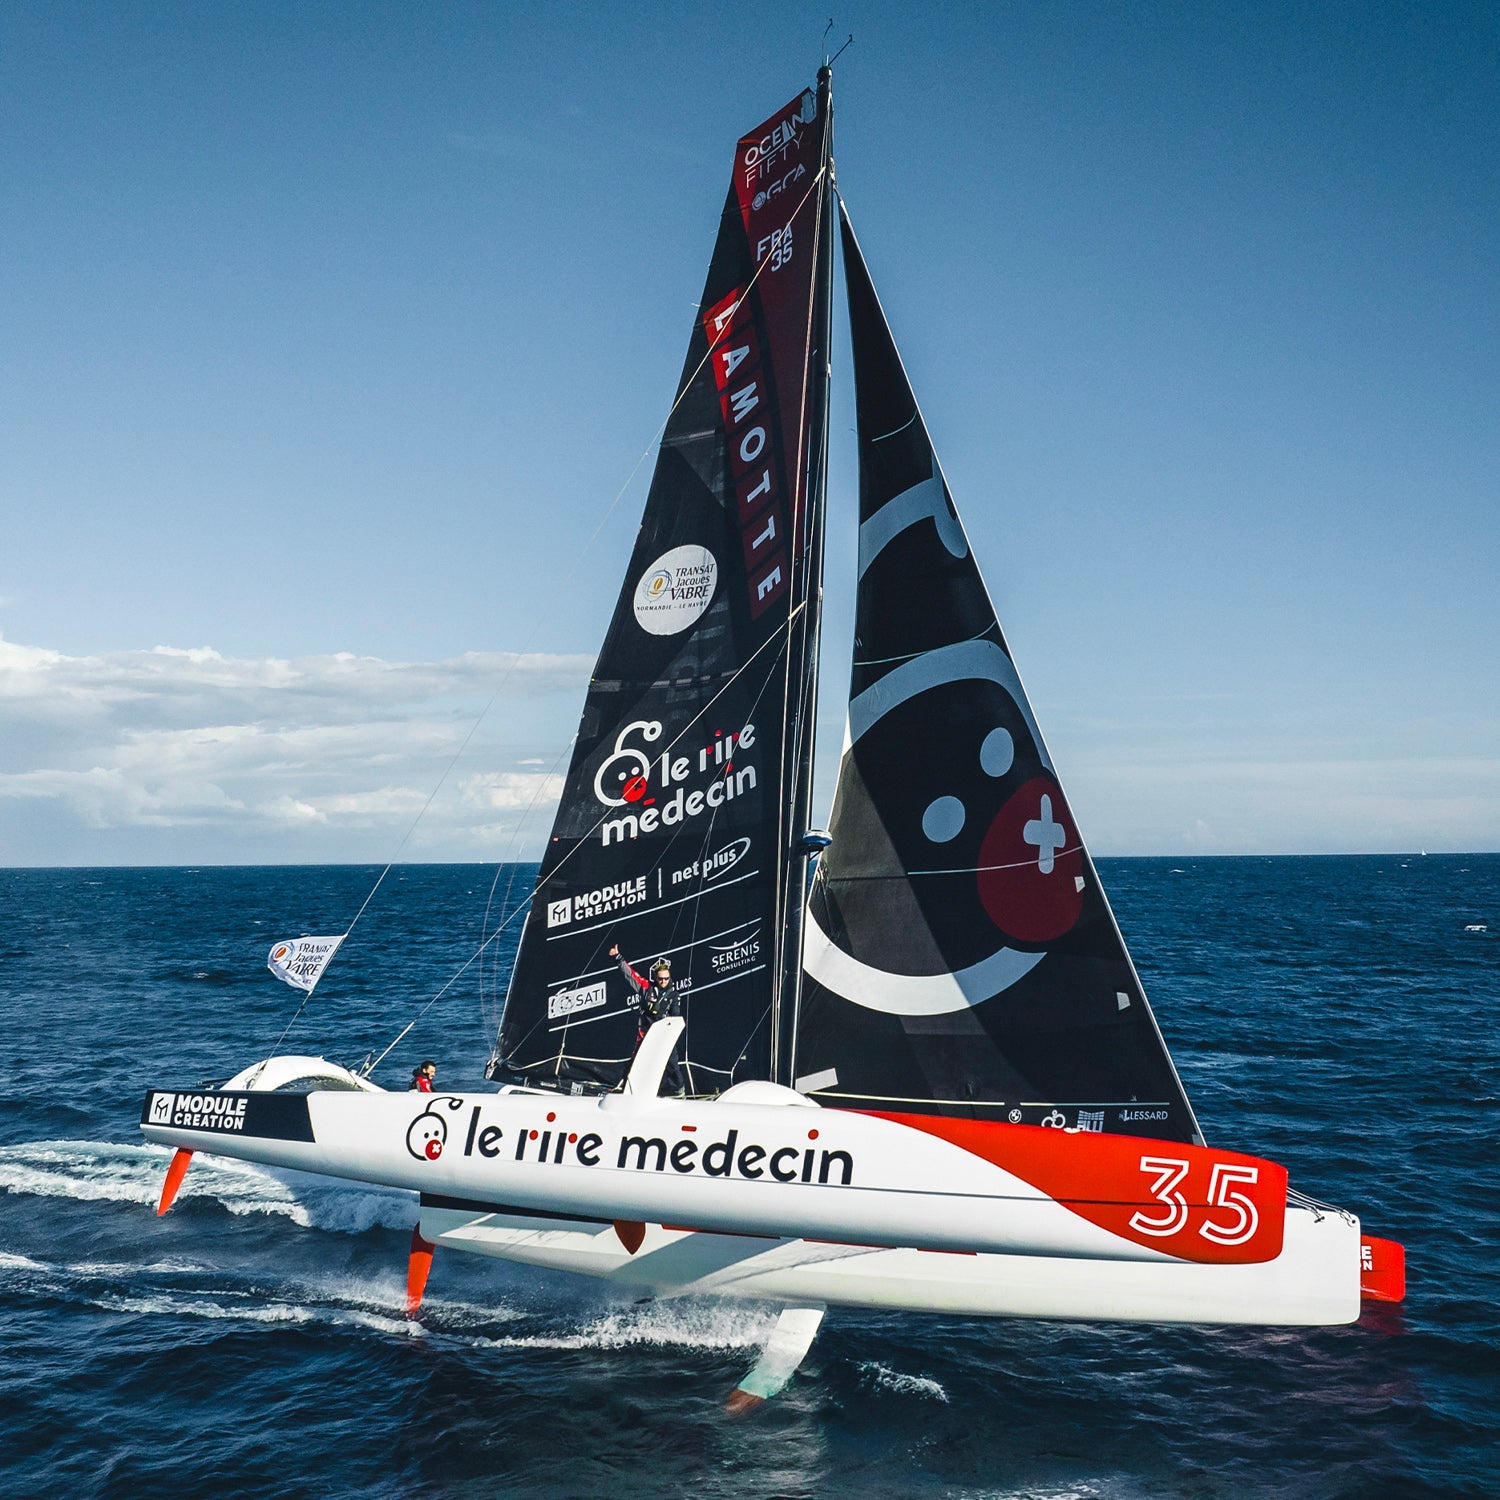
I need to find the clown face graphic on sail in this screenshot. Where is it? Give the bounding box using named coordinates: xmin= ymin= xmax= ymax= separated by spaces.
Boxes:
xmin=796 ymin=209 xmax=1199 ymax=1143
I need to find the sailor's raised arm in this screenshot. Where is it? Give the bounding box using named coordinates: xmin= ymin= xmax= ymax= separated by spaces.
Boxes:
xmin=610 ymin=942 xmax=647 ymax=994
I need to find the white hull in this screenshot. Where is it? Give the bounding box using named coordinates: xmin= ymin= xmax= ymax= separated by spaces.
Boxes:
xmin=141 ymin=1057 xmax=1364 ymax=1328
xmin=420 ymin=1199 xmax=1360 ymax=1325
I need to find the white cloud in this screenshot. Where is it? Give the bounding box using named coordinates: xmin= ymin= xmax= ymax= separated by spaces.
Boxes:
xmin=0 ymin=632 xmax=590 ymax=862
xmin=0 ymin=636 xmax=585 ymax=726
xmin=463 ymin=771 xmax=567 ymax=812
xmin=4 ymin=627 xmax=1496 ymax=864
xmin=1067 ymin=753 xmax=1500 ymax=855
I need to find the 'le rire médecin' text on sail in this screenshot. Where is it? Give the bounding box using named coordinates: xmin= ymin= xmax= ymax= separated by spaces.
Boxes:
xmin=594 ymin=720 xmax=759 ymax=848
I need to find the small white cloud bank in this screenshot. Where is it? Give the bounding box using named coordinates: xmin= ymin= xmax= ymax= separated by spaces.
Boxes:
xmin=0 ymin=634 xmax=589 ymax=864
xmin=3 ymin=630 xmax=1495 ymax=864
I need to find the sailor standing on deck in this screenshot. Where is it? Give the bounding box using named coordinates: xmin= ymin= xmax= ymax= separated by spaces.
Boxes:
xmin=609 ymin=944 xmax=683 ymax=1095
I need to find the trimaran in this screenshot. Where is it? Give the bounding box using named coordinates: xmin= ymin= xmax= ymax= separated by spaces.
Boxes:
xmin=143 ymin=69 xmax=1404 ymax=1410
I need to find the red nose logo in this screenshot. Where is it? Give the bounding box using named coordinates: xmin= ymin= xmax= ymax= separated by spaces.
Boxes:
xmin=424 ymin=1139 xmax=443 ymax=1161
xmin=977 ymin=776 xmax=1084 ymax=943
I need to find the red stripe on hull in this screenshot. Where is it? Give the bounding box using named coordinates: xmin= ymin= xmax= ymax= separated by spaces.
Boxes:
xmin=868 ymin=1111 xmax=1288 ymax=1265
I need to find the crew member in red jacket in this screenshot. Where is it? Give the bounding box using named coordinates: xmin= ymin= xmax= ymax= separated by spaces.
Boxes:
xmin=408 ymin=1060 xmax=437 ymax=1092
xmin=609 ymin=944 xmax=683 ymax=1095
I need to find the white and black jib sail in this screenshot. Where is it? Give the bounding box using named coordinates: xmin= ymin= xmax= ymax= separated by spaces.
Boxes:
xmin=795 ymin=205 xmax=1202 ymax=1145
xmin=497 ymin=84 xmax=835 ymax=1094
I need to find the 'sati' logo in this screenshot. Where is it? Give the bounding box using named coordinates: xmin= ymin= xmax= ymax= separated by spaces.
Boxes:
xmin=405 ymin=1098 xmax=464 ymax=1162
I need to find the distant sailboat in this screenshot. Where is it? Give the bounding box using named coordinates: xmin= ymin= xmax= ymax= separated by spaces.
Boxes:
xmin=143 ymin=69 xmax=1405 ymax=1406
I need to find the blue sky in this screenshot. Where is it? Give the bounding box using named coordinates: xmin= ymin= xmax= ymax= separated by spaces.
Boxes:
xmin=2 ymin=1 xmax=1496 ymax=864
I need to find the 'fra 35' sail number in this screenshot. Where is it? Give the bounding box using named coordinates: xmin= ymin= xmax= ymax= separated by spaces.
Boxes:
xmin=757 ymin=221 xmax=793 ymax=271
xmin=1131 ymin=1156 xmax=1261 ymax=1247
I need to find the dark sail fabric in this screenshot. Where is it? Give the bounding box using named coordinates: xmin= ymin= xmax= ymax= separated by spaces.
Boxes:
xmin=497 ymin=86 xmax=833 ymax=1095
xmin=794 ymin=205 xmax=1203 ymax=1145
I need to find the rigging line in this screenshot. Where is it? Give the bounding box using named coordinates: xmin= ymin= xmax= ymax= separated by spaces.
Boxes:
xmin=669 ymin=648 xmax=797 ymax=1096
xmin=548 ymin=636 xmax=792 ymax=1082
xmin=822 ymin=843 xmax=1087 ymax=881
xmin=786 ymin=209 xmax=836 ymax=1087
xmin=363 ymin=168 xmax=835 ymax=1075
xmin=851 ymin=622 xmax=1003 ymax=669
xmin=257 ymin=686 xmax=533 ymax=1069
xmin=544 ymin=787 xmax=722 ymax=1070
xmin=770 ymin=141 xmax=834 ymax=1077
xmin=479 ymin=737 xmax=575 ymax=1038
xmin=256 ymin=992 xmax=318 ymax=1082
xmin=871 ymin=409 xmax=918 ymax=443
xmin=270 ymin=169 xmax=831 ymax=1062
xmin=559 ymin=601 xmax=805 ymax=857
xmin=492 ymin=623 xmax=799 ymax=1069
xmin=628 ymin=637 xmax=790 ymax=1084
xmin=331 ymin=170 xmax=828 ymax=930
xmin=411 ymin=165 xmax=827 ymax=951
xmin=731 ymin=995 xmax=776 ymax=1090
xmin=510 ymin=1051 xmax=632 ymax=1070
xmin=655 ymin=800 xmax=722 ymax=1081
xmin=371 ymin=603 xmax=805 ymax=1072
xmin=363 ymin=896 xmax=534 ymax=1075
xmin=488 ymin=159 xmax=827 ymax=947
xmin=909 ymin=844 xmax=1085 ymax=877
xmin=673 ymin=165 xmax=827 ymax=422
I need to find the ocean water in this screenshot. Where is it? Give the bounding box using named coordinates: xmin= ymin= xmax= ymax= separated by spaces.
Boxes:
xmin=1 ymin=855 xmax=1495 ymax=1500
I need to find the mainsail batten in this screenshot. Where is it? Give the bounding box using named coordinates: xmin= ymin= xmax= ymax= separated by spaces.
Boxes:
xmin=496 ymin=86 xmax=835 ymax=1095
xmin=794 ymin=203 xmax=1202 ymax=1145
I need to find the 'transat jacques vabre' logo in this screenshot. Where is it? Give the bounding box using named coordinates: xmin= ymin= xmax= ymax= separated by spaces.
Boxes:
xmin=632 ymin=545 xmax=718 ymax=636
xmin=405 ymin=1097 xmax=465 ymax=1162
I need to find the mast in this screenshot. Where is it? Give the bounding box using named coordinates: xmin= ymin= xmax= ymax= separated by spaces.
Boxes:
xmin=772 ymin=64 xmax=835 ymax=1088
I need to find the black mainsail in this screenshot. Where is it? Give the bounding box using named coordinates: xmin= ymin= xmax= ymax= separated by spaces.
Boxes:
xmin=793 ymin=204 xmax=1203 ymax=1145
xmin=496 ymin=81 xmax=835 ymax=1095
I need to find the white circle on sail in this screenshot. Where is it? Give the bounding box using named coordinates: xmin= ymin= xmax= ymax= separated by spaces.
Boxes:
xmin=922 ymin=796 xmax=966 ymax=843
xmin=633 ymin=545 xmax=719 ymax=636
xmin=980 ymin=726 xmax=1014 ymax=777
